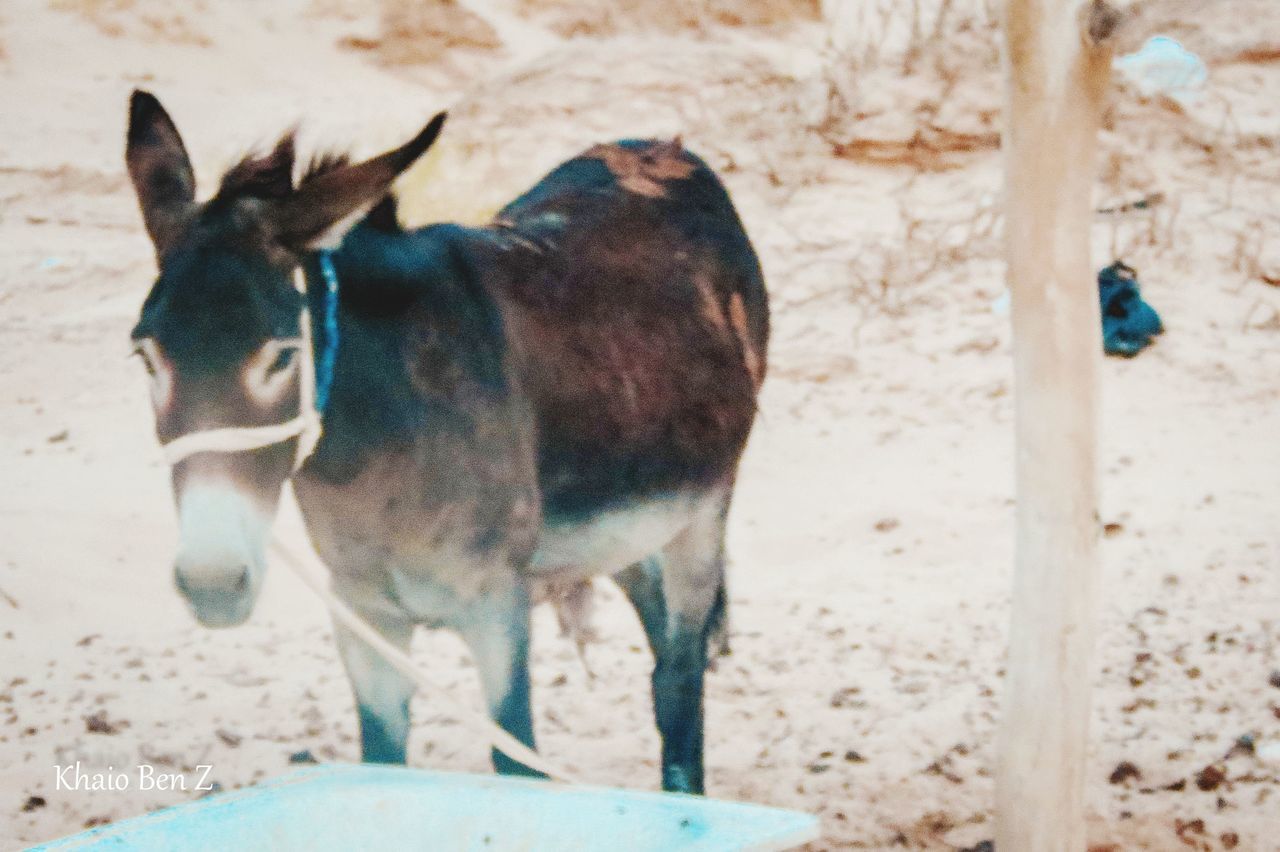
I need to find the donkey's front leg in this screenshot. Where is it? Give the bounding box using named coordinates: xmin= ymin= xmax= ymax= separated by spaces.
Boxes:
xmin=651 ymin=497 xmax=730 ymax=794
xmin=457 ymin=579 xmax=545 ymax=778
xmin=333 ymin=612 xmax=415 ymax=765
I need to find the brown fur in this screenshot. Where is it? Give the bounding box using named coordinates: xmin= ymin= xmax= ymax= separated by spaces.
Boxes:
xmin=585 ymin=139 xmax=696 ymax=199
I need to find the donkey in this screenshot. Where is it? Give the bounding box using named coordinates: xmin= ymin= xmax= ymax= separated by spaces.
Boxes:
xmin=124 ymin=90 xmax=768 ymax=794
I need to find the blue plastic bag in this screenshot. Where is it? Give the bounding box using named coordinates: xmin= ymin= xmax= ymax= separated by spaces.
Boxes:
xmin=1099 ymin=261 xmax=1163 ymax=357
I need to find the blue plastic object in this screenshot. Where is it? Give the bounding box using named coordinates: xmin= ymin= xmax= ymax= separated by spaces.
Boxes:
xmin=1099 ymin=261 xmax=1163 ymax=357
xmin=32 ymin=764 xmax=820 ymax=851
xmin=1115 ymin=36 xmax=1207 ymax=102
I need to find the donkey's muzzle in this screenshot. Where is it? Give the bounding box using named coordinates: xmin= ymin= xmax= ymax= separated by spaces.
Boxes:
xmin=173 ymin=482 xmax=268 ymax=628
xmin=174 ymin=561 xmax=253 ymax=627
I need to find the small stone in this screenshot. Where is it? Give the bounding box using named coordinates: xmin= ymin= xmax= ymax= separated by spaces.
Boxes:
xmin=1109 ymin=761 xmax=1142 ymax=784
xmin=288 ymin=749 xmax=317 ymax=764
xmin=1175 ymin=818 xmax=1206 ymax=838
xmin=960 ymin=842 xmax=993 ymax=852
xmin=1224 ymin=734 xmax=1255 ymax=759
xmin=215 ymin=729 xmax=242 ymax=748
xmin=21 ymin=795 xmax=46 ymax=812
xmin=1195 ymin=764 xmax=1227 ymax=791
xmin=873 ymin=518 xmax=899 ymax=533
xmin=829 ymin=686 xmax=862 ymax=708
xmin=84 ymin=710 xmax=125 ymax=735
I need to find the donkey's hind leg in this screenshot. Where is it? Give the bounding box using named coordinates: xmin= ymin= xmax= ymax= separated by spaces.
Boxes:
xmin=617 ymin=556 xmax=730 ymax=667
xmin=649 ymin=493 xmax=731 ymax=795
xmin=455 ymin=577 xmax=545 ymax=779
xmin=333 ymin=612 xmax=415 ymax=765
xmin=705 ymin=576 xmax=730 ymax=662
xmin=614 ymin=556 xmax=667 ymax=658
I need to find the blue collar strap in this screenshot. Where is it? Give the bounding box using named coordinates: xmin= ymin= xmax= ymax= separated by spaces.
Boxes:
xmin=314 ymin=250 xmax=341 ymax=414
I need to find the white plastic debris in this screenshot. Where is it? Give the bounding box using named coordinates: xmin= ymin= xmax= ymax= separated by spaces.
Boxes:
xmin=1115 ymin=36 xmax=1207 ymax=103
xmin=1258 ymin=740 xmax=1280 ymax=767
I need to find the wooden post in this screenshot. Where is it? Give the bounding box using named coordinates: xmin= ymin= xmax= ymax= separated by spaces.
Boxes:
xmin=996 ymin=0 xmax=1119 ymax=849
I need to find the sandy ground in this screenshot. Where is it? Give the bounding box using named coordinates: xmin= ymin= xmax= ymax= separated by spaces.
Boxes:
xmin=2 ymin=0 xmax=1279 ymax=848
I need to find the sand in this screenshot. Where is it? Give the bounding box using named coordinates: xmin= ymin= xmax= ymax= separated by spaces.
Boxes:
xmin=1 ymin=0 xmax=1278 ymax=848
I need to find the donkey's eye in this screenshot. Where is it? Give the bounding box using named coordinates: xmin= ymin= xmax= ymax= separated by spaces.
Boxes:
xmin=132 ymin=339 xmax=172 ymax=410
xmin=131 ymin=340 xmax=160 ymax=376
xmin=134 ymin=349 xmax=157 ymax=377
xmin=245 ymin=338 xmax=303 ymax=404
xmin=267 ymin=347 xmax=297 ymax=376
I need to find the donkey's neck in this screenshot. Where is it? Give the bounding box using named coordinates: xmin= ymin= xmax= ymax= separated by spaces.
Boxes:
xmin=297 ymin=220 xmax=516 ymax=485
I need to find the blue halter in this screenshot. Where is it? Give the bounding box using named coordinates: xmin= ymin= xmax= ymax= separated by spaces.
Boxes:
xmin=313 ymin=250 xmax=341 ymax=414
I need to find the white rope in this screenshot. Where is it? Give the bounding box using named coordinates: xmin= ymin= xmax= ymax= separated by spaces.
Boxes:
xmin=161 ymin=413 xmax=318 ymax=466
xmin=270 ymin=483 xmax=582 ymax=783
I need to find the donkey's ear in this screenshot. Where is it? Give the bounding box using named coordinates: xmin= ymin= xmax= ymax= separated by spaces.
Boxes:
xmin=275 ymin=111 xmax=446 ymax=250
xmin=126 ymin=90 xmax=197 ymax=258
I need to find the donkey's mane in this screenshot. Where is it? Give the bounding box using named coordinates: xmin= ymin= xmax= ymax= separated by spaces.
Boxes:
xmin=300 ymin=150 xmax=351 ymax=183
xmin=218 ymin=132 xmax=297 ymax=201
xmin=215 ymin=137 xmax=402 ymax=233
xmin=216 ymin=131 xmax=358 ymax=202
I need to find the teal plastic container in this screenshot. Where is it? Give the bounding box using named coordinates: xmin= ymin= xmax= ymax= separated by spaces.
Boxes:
xmin=33 ymin=764 xmax=819 ymax=851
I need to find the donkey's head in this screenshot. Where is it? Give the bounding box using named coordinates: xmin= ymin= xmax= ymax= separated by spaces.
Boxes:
xmin=126 ymin=91 xmax=443 ymax=627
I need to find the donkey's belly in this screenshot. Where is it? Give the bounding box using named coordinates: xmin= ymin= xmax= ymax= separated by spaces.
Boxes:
xmin=528 ymin=489 xmax=715 ymax=578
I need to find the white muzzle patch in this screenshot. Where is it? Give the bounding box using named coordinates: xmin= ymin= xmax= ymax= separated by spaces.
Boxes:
xmin=174 ymin=481 xmax=270 ymax=627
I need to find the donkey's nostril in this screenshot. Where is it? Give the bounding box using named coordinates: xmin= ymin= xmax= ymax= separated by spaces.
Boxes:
xmin=174 ymin=563 xmax=252 ymax=598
